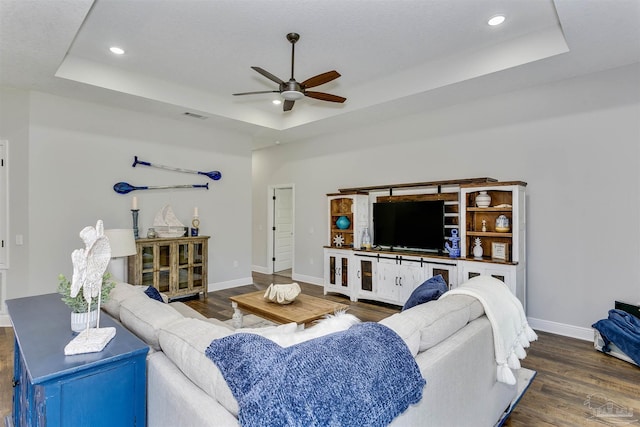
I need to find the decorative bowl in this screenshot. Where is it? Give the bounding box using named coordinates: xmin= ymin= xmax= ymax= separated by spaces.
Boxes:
xmin=264 ymin=283 xmax=301 ymax=305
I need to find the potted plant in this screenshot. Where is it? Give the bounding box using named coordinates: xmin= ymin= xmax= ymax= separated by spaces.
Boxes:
xmin=57 ymin=272 xmax=115 ymax=332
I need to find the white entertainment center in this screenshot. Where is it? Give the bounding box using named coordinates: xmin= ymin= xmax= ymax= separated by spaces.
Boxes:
xmin=323 ymin=178 xmax=527 ymax=311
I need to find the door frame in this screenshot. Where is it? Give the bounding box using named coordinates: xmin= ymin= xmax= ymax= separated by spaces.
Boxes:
xmin=266 ymin=184 xmax=295 ymax=275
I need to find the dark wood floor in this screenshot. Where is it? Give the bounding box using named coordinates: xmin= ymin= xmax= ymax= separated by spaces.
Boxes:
xmin=1 ymin=272 xmax=639 ymax=426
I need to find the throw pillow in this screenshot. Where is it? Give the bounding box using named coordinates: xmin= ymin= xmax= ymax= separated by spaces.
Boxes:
xmin=145 ymin=285 xmax=164 ymax=302
xmin=402 ymin=274 xmax=448 ymax=311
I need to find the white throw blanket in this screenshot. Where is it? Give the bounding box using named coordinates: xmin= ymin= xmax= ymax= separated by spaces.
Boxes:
xmin=441 ymin=276 xmax=537 ymax=385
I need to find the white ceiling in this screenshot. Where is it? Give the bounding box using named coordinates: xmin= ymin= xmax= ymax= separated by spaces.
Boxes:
xmin=1 ymin=0 xmax=639 ymax=149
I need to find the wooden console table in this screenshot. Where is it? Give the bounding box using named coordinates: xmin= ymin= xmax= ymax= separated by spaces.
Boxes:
xmin=7 ymin=293 xmax=148 ymax=427
xmin=128 ymin=235 xmax=209 ymax=300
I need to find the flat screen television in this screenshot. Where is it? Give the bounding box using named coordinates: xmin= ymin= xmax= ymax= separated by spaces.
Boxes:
xmin=373 ymin=200 xmax=445 ymax=252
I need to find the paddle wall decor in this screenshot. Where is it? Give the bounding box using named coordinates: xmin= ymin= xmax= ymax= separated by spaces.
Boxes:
xmin=112 ymin=156 xmax=222 ymax=194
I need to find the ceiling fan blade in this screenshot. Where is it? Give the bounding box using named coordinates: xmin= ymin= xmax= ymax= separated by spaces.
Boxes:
xmin=301 ymin=70 xmax=341 ymax=89
xmin=251 ymin=66 xmax=286 ymax=85
xmin=305 ymin=91 xmax=346 ymax=103
xmin=283 ymin=100 xmax=295 ymax=111
xmin=233 ymin=90 xmax=279 ymax=96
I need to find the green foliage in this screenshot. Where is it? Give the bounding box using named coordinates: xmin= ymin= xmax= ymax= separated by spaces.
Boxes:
xmin=57 ymin=273 xmax=115 ymax=313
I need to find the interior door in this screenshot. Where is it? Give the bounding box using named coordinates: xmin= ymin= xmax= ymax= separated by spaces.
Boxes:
xmin=273 ymin=187 xmax=293 ymax=273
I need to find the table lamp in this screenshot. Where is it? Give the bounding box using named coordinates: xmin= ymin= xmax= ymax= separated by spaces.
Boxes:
xmin=104 ymin=229 xmax=137 ymax=282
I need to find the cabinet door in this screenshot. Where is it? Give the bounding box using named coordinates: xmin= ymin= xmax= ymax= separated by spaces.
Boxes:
xmin=459 ymin=261 xmax=516 ymax=296
xmin=177 ymin=242 xmax=190 ymax=292
xmin=353 ymin=257 xmax=377 ymax=298
xmin=426 ymin=263 xmax=458 ymax=290
xmin=376 ymin=261 xmax=399 ymax=302
xmin=157 ymin=243 xmax=172 ymax=293
xmin=324 ymin=251 xmax=350 ymax=289
xmin=397 ymin=262 xmax=428 ymax=303
xmin=191 ymin=241 xmax=205 ymax=292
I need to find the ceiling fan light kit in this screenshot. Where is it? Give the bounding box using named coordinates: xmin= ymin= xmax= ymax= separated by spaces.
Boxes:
xmin=233 ymin=32 xmax=346 ymax=111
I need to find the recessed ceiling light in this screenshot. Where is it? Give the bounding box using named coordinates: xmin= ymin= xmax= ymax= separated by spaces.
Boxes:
xmin=488 ymin=15 xmax=506 ymax=26
xmin=109 ymin=46 xmax=125 ymax=55
xmin=272 ymin=99 xmax=282 ymax=105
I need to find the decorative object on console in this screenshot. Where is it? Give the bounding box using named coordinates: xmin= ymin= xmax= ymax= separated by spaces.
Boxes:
xmin=132 ymin=155 xmax=222 ymax=181
xmin=57 ymin=272 xmax=114 ymax=325
xmin=473 ymin=238 xmax=484 ymax=258
xmin=263 ymin=282 xmax=301 ymax=305
xmin=333 ymin=234 xmax=345 ymax=247
xmin=335 ymin=215 xmax=350 ymax=230
xmin=62 ymin=220 xmax=117 ymax=354
xmin=114 ymin=181 xmax=209 ymax=194
xmin=495 ymin=214 xmax=510 ymax=232
xmin=491 ymin=242 xmax=509 ymax=261
xmin=475 ymin=191 xmax=491 ymax=208
xmin=103 ymin=229 xmax=137 ymax=282
xmin=482 ymin=219 xmax=487 ymax=232
xmin=444 ymin=229 xmax=461 ymax=258
xmin=191 ymin=207 xmax=200 ymax=236
xmin=147 ymin=227 xmax=157 ymax=238
xmin=131 ymin=209 xmax=140 ymax=240
xmin=361 ymin=227 xmax=372 ymax=249
xmin=153 ymin=205 xmax=186 ymax=237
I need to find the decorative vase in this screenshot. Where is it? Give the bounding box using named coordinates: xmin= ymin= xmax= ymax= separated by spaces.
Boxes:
xmin=475 ymin=191 xmax=491 ymax=208
xmin=444 ymin=229 xmax=460 ymax=258
xmin=361 ymin=227 xmax=372 ymax=249
xmin=495 ymin=215 xmax=510 ymax=232
xmin=473 ymin=238 xmax=483 ymax=259
xmin=336 ymin=216 xmax=351 ymax=230
xmin=71 ymin=310 xmax=98 ymax=333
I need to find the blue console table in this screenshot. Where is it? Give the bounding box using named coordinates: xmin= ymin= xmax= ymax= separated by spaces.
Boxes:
xmin=7 ymin=293 xmax=148 ymax=427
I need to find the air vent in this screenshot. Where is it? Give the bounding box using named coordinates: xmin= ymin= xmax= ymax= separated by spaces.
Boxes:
xmin=183 ymin=112 xmax=208 ymax=120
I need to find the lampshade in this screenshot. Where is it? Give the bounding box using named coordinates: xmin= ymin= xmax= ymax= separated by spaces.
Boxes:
xmin=104 ymin=229 xmax=137 ymax=257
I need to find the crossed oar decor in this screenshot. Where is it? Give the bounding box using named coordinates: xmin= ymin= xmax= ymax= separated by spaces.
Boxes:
xmin=113 ymin=156 xmax=222 ymax=194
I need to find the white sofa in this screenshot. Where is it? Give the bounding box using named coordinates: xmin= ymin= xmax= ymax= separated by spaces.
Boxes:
xmin=103 ymin=282 xmax=520 ymax=427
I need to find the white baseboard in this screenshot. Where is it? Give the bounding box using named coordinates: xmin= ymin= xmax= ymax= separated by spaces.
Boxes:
xmin=207 ymin=276 xmax=254 ymax=292
xmin=0 ymin=314 xmax=9 ymax=327
xmin=251 ymin=264 xmax=270 ymax=274
xmin=291 ymin=273 xmax=323 ymax=287
xmin=527 ymin=317 xmax=593 ymax=341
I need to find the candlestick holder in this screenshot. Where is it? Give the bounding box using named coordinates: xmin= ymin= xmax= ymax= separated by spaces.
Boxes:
xmin=191 ymin=216 xmax=200 ymax=236
xmin=131 ymin=209 xmax=140 ymax=239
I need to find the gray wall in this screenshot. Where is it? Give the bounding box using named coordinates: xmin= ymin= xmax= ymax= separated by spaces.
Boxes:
xmin=0 ymin=90 xmax=254 ymax=325
xmin=252 ymin=63 xmax=640 ymax=339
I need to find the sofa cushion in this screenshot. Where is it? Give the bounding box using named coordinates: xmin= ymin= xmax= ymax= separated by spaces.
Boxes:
xmin=158 ymin=318 xmax=239 ymax=416
xmin=381 ymin=294 xmax=482 ymax=355
xmin=402 ymin=275 xmax=448 ymax=311
xmin=119 ymin=293 xmax=184 ymax=350
xmin=102 ymin=281 xmax=145 ymax=321
xmin=417 ymin=298 xmax=471 ymax=352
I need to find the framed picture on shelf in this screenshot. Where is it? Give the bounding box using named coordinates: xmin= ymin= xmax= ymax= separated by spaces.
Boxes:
xmin=491 ymin=242 xmax=509 ymax=261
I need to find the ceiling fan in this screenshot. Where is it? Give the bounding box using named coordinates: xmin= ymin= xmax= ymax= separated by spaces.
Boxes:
xmin=233 ymin=33 xmax=346 ymax=111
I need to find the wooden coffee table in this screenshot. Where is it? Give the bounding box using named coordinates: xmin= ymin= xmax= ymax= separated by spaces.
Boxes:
xmin=230 ymin=290 xmax=349 ymax=328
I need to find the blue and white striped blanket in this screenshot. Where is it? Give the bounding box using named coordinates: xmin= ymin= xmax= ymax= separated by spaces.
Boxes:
xmin=206 ymin=322 xmax=425 ymax=427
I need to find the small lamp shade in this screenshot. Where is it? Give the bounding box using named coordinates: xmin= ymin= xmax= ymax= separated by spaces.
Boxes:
xmin=104 ymin=229 xmax=137 ymax=257
xmin=104 ymin=229 xmax=136 ymax=282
